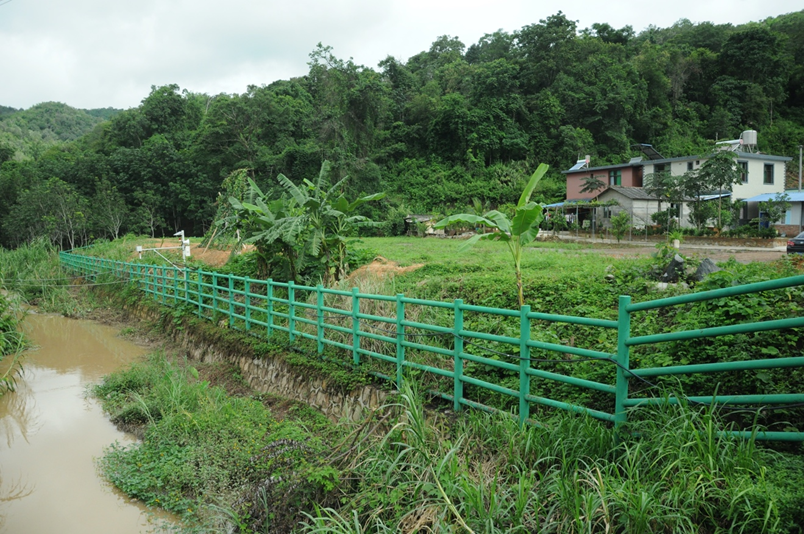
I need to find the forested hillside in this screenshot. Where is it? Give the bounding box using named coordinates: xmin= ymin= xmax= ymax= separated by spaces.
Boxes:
xmin=0 ymin=10 xmax=803 ymax=248
xmin=0 ymin=102 xmax=120 ymax=162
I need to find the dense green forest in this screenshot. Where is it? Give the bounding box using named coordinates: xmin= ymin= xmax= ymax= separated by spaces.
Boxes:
xmin=1 ymin=10 xmax=803 ymax=248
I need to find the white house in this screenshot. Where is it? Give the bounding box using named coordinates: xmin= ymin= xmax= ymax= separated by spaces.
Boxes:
xmin=640 ymin=152 xmax=790 ymax=211
xmin=562 ymin=131 xmax=795 ymax=231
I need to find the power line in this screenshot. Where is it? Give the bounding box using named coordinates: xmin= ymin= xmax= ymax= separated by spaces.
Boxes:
xmin=2 ymin=275 xmax=88 ymax=283
xmin=5 ymin=279 xmax=138 ymax=288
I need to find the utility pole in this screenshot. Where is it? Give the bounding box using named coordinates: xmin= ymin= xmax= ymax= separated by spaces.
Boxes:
xmin=799 ymin=145 xmax=802 ymax=233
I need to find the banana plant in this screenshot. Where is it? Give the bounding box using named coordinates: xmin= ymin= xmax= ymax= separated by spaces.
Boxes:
xmin=224 ymin=180 xmax=306 ymax=280
xmin=434 ymin=163 xmax=549 ymax=307
xmin=275 ymin=162 xmax=384 ymax=284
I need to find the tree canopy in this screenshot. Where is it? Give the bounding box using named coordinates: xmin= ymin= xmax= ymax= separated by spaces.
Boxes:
xmin=1 ymin=10 xmax=803 ymax=250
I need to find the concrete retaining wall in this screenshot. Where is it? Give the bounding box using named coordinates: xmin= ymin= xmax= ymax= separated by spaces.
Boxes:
xmin=126 ymin=304 xmax=390 ymax=423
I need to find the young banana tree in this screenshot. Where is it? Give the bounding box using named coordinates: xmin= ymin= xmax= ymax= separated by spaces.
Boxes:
xmin=224 ymin=180 xmax=306 ymax=280
xmin=275 ymin=161 xmax=384 ymax=284
xmin=327 ymin=193 xmax=385 ymax=279
xmin=434 ymin=163 xmax=549 ymax=307
xmin=222 ymin=161 xmax=384 ymax=284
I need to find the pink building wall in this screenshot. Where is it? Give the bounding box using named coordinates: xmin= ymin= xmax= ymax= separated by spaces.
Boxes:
xmin=565 ymin=166 xmax=643 ymax=200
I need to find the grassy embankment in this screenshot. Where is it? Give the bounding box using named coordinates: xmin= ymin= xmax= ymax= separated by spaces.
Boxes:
xmin=50 ymin=236 xmax=804 ymax=531
xmin=0 ymin=239 xmax=76 ymax=393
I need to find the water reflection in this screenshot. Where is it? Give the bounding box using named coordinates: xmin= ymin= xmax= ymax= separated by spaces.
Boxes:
xmin=0 ymin=312 xmax=176 ymax=533
xmin=0 ymin=380 xmax=40 ymax=447
xmin=0 ymin=476 xmax=34 ymax=532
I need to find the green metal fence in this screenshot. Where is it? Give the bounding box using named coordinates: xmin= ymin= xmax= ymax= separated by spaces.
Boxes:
xmin=59 ymin=250 xmax=804 ymax=441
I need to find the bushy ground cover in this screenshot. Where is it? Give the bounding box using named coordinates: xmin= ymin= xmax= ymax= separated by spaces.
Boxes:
xmin=305 ymin=384 xmax=804 ymax=534
xmin=0 ymin=238 xmax=88 ymax=315
xmin=93 ymin=351 xmax=340 ymax=533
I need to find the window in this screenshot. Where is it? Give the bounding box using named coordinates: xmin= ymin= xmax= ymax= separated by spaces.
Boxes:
xmin=739 ymin=161 xmax=748 ymax=183
xmin=687 ymin=162 xmax=693 ymax=171
xmin=764 ymin=164 xmax=774 ymax=185
xmin=654 ymin=163 xmax=667 ymax=173
xmin=608 ymin=169 xmax=621 ymax=186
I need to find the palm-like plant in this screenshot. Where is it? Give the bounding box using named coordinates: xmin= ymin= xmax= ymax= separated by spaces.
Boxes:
xmin=435 ymin=163 xmax=549 ymax=307
xmin=580 ymin=174 xmax=606 ymax=195
xmin=225 ymin=180 xmax=305 ymax=279
xmin=224 ymin=161 xmax=384 ymax=284
xmin=275 ymin=162 xmax=384 ymax=284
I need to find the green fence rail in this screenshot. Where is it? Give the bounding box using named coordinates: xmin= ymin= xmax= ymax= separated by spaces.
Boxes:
xmin=59 ymin=250 xmax=804 ymax=441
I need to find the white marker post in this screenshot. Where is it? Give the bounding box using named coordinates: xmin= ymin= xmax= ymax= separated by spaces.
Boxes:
xmin=135 ymin=231 xmax=190 ymax=268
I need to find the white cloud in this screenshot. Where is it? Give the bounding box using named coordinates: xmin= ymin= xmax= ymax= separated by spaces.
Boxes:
xmin=0 ymin=0 xmax=800 ymax=109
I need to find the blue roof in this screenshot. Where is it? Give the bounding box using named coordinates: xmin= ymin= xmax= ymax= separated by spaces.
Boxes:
xmin=543 ymin=200 xmax=590 ymax=208
xmin=742 ymin=192 xmax=804 ymax=202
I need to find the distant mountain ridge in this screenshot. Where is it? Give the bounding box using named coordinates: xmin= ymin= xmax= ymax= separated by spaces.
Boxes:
xmin=0 ymin=102 xmax=121 ymax=160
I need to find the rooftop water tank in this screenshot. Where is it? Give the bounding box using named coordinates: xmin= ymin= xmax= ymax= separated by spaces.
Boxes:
xmin=741 ymin=130 xmax=758 ymax=147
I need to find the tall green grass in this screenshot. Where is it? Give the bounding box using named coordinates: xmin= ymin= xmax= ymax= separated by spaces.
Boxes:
xmin=0 ymin=291 xmax=24 ymax=395
xmin=0 ymin=238 xmax=86 ymax=315
xmin=303 ymin=384 xmax=804 ymax=533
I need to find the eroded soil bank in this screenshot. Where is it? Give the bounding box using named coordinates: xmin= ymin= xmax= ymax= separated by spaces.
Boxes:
xmin=0 ymin=312 xmax=174 ymax=533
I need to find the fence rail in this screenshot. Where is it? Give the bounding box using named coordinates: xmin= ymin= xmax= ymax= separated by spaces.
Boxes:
xmin=59 ymin=250 xmax=804 ymax=441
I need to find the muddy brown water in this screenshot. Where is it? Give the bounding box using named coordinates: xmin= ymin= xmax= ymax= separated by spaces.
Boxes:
xmin=0 ymin=312 xmax=176 ymax=533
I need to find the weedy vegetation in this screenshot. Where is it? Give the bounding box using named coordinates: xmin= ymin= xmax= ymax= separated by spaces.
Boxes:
xmin=93 ymin=352 xmax=341 ymax=533
xmin=301 ymin=383 xmax=804 ymax=534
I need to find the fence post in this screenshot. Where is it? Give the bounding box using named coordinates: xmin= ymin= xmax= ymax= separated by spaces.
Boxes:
xmin=519 ymin=305 xmax=532 ymax=426
xmin=453 ymin=299 xmax=464 ymax=412
xmin=395 ymin=294 xmax=405 ymax=389
xmin=228 ymin=275 xmax=235 ymax=329
xmin=184 ymin=269 xmax=189 ymax=305
xmin=244 ymin=277 xmax=251 ymax=331
xmin=173 ymin=267 xmax=178 ymax=304
xmin=151 ymin=266 xmax=156 ymax=299
xmin=316 ymin=285 xmax=324 ymax=354
xmin=197 ymin=270 xmax=203 ymax=317
xmin=212 ymin=272 xmax=218 ymax=318
xmin=615 ymin=295 xmax=632 ymax=433
xmin=351 ymin=287 xmax=360 ymax=366
xmin=288 ymin=281 xmax=296 ymax=342
xmin=267 ymin=279 xmax=274 ymax=338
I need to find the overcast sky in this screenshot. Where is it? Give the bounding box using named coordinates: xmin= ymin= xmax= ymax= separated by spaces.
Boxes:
xmin=0 ymin=0 xmax=800 ymax=111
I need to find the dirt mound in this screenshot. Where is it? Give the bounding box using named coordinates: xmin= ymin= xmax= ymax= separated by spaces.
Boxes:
xmin=347 ymin=256 xmax=424 ymax=281
xmin=129 ymin=239 xmax=253 ymax=268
